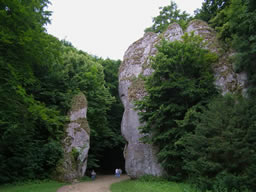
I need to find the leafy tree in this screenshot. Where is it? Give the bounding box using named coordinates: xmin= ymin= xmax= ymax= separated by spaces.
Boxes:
xmin=145 ymin=1 xmax=190 ymax=33
xmin=96 ymin=58 xmax=125 ymax=171
xmin=98 ymin=58 xmax=124 ymax=146
xmin=182 ymin=95 xmax=256 ymax=191
xmin=0 ymin=0 xmax=65 ymax=183
xmin=223 ymin=0 xmax=256 ymax=96
xmin=0 ymin=0 xmax=124 ymax=184
xmin=196 ymin=0 xmax=256 ymax=96
xmin=136 ymin=33 xmax=218 ymax=180
xmin=59 ymin=47 xmax=124 ymax=169
xmin=194 ymin=0 xmax=230 ymax=23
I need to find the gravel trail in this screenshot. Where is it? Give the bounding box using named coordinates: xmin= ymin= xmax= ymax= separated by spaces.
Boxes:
xmin=57 ymin=175 xmax=129 ymax=192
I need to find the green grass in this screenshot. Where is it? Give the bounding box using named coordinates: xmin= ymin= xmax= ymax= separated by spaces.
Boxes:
xmin=110 ymin=179 xmax=198 ymax=192
xmin=79 ymin=176 xmax=91 ymax=182
xmin=0 ymin=180 xmax=66 ymax=192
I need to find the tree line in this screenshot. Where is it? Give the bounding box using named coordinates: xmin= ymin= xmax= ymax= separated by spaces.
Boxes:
xmin=0 ymin=0 xmax=123 ymax=183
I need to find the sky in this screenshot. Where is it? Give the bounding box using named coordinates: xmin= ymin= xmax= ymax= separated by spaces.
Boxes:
xmin=46 ymin=0 xmax=204 ymax=60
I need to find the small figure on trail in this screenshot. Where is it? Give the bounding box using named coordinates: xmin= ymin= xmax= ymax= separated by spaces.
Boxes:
xmin=91 ymin=170 xmax=96 ymax=180
xmin=115 ymin=168 xmax=120 ymax=177
xmin=118 ymin=168 xmax=122 ymax=175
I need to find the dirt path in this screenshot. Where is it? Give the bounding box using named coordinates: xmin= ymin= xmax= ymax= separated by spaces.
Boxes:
xmin=57 ymin=175 xmax=129 ymax=192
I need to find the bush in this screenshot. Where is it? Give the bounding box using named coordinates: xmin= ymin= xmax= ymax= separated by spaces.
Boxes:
xmin=183 ymin=95 xmax=256 ymax=191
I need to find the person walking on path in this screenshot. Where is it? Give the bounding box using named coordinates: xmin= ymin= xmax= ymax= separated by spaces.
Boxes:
xmin=115 ymin=168 xmax=120 ymax=177
xmin=91 ymin=170 xmax=96 ymax=180
xmin=118 ymin=168 xmax=122 ymax=175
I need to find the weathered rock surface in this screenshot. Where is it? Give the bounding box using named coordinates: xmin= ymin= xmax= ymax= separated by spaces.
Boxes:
xmin=185 ymin=20 xmax=247 ymax=95
xmin=56 ymin=92 xmax=90 ymax=182
xmin=119 ymin=20 xmax=247 ymax=178
xmin=119 ymin=23 xmax=184 ymax=179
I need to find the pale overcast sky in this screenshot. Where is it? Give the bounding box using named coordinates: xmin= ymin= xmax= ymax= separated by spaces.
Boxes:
xmin=46 ymin=0 xmax=204 ymax=60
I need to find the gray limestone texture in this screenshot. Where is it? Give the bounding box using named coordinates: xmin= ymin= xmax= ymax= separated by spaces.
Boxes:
xmin=55 ymin=92 xmax=90 ymax=182
xmin=119 ymin=20 xmax=247 ymax=178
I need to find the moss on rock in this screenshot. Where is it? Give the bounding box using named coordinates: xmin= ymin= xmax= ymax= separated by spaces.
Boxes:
xmin=128 ymin=76 xmax=146 ymax=102
xmin=70 ymin=92 xmax=87 ymax=112
xmin=55 ymin=92 xmax=90 ymax=182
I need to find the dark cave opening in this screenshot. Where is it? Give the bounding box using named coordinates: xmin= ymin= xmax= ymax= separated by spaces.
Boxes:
xmin=96 ymin=145 xmax=125 ymax=174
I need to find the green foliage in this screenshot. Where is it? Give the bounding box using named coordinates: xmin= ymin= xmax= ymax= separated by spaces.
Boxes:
xmin=145 ymin=1 xmax=190 ymax=33
xmin=0 ymin=59 xmax=65 ymax=183
xmin=225 ymin=0 xmax=256 ymax=96
xmin=84 ymin=57 xmax=125 ymax=171
xmin=110 ymin=179 xmax=197 ymax=192
xmin=71 ymin=148 xmax=79 ymax=161
xmin=196 ymin=0 xmax=256 ymax=96
xmin=136 ymin=33 xmax=218 ymax=181
xmin=139 ymin=2 xmax=256 ymax=189
xmin=182 ymin=3 xmax=256 ymax=188
xmin=98 ymin=58 xmax=121 ymax=97
xmin=0 ymin=0 xmax=124 ymax=184
xmin=0 ymin=0 xmax=66 ymax=183
xmin=182 ymin=95 xmax=256 ymax=191
xmin=194 ymin=0 xmax=229 ymax=23
xmin=56 ymin=46 xmax=121 ymax=169
xmin=86 ymin=154 xmax=100 ymax=169
xmin=138 ymin=175 xmax=166 ymax=182
xmin=98 ymin=58 xmax=125 ymax=146
xmin=0 ymin=180 xmax=66 ymax=192
xmin=79 ymin=176 xmax=91 ymax=182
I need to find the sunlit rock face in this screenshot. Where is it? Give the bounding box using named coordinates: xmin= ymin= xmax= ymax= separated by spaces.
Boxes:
xmin=56 ymin=92 xmax=90 ymax=182
xmin=119 ymin=20 xmax=247 ymax=178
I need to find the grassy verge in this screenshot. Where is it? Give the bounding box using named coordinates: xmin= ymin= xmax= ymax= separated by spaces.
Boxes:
xmin=79 ymin=176 xmax=91 ymax=182
xmin=0 ymin=180 xmax=66 ymax=192
xmin=110 ymin=176 xmax=198 ymax=192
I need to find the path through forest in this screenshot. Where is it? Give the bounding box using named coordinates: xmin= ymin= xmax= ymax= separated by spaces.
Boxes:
xmin=57 ymin=175 xmax=129 ymax=192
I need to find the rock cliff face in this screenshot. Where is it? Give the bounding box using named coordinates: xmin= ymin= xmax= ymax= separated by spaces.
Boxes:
xmin=119 ymin=20 xmax=247 ymax=178
xmin=56 ymin=92 xmax=90 ymax=182
xmin=185 ymin=20 xmax=247 ymax=95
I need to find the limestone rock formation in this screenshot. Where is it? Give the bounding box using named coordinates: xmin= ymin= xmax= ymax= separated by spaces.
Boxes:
xmin=185 ymin=20 xmax=247 ymax=95
xmin=119 ymin=23 xmax=184 ymax=179
xmin=119 ymin=20 xmax=247 ymax=178
xmin=56 ymin=92 xmax=90 ymax=182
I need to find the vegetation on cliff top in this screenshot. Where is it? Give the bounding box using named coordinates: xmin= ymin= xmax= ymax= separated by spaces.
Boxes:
xmin=139 ymin=1 xmax=256 ymax=191
xmin=145 ymin=1 xmax=190 ymax=33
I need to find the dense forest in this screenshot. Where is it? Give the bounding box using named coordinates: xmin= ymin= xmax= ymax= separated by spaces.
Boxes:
xmin=0 ymin=0 xmax=124 ymax=183
xmin=0 ymin=0 xmax=256 ymax=192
